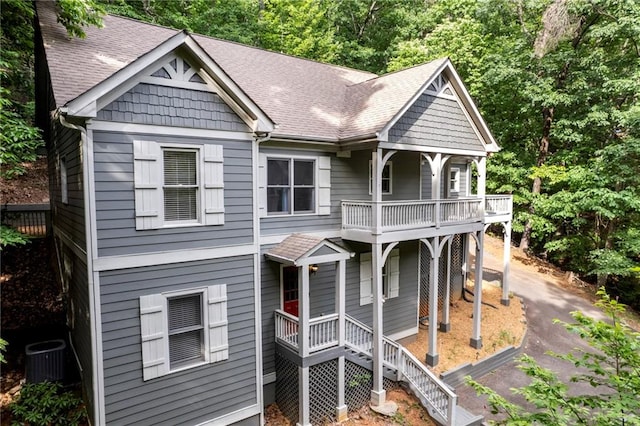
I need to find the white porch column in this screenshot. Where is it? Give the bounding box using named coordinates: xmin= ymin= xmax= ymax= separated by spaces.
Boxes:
xmin=440 ymin=239 xmax=451 ymax=333
xmin=426 ymin=236 xmax=439 ymax=367
xmin=297 ymin=366 xmax=311 ymax=426
xmin=477 ymin=157 xmax=486 ymax=218
xmin=471 ymin=231 xmax=483 ymax=349
xmin=370 ymin=242 xmax=385 ymax=406
xmin=372 ymin=149 xmax=383 ymax=235
xmin=335 ymin=259 xmax=348 ymax=420
xmin=299 ymin=266 xmax=310 ymax=357
xmin=501 ymin=221 xmax=511 ymax=306
xmin=430 ymin=153 xmax=442 ymax=227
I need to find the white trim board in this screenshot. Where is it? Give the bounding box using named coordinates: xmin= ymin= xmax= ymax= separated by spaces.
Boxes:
xmin=93 ymin=243 xmax=256 ymax=271
xmin=87 ymin=120 xmax=253 ymax=141
xmin=194 ymin=404 xmax=261 ymax=426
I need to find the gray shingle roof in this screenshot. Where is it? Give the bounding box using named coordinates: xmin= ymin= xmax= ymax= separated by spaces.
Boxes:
xmin=265 ymin=234 xmax=326 ymax=264
xmin=36 ymin=2 xmax=449 ymax=142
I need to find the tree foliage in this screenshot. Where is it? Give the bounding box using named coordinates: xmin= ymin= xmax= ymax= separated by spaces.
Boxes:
xmin=467 ymin=289 xmax=640 ymax=425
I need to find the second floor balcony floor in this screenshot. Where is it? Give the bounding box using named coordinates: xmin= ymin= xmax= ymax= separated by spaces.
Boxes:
xmin=341 ymin=194 xmax=512 ymax=242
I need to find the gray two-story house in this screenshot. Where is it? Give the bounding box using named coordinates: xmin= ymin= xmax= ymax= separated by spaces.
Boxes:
xmin=36 ymin=3 xmax=512 ymax=425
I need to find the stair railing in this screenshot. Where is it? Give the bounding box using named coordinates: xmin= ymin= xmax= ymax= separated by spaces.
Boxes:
xmin=345 ymin=315 xmax=456 ymax=425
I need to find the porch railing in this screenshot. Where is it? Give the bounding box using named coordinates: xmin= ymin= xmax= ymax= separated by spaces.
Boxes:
xmin=345 ymin=316 xmax=456 ymax=425
xmin=275 ymin=312 xmax=458 ymax=425
xmin=274 ymin=310 xmax=339 ymax=354
xmin=342 ymin=198 xmax=483 ymax=233
xmin=485 ymin=194 xmax=512 ymax=215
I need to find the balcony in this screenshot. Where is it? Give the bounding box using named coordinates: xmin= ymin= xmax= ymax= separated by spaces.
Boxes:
xmin=341 ymin=195 xmax=512 ymax=239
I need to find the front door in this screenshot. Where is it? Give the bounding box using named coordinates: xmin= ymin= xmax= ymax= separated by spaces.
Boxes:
xmin=282 ymin=266 xmax=299 ymax=317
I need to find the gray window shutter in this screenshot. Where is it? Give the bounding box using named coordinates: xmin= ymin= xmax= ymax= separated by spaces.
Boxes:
xmin=203 ymin=144 xmax=225 ymax=225
xmin=133 ymin=140 xmax=162 ymax=229
xmin=359 ymin=252 xmax=372 ymax=306
xmin=207 ymin=285 xmax=229 ymax=362
xmin=387 ymin=249 xmax=400 ymax=298
xmin=139 ymin=294 xmax=168 ymax=380
xmin=318 ymin=156 xmax=331 ymax=215
xmin=258 ymin=153 xmax=267 ymax=217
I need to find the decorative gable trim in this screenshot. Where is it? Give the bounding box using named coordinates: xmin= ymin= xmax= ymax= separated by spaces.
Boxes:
xmin=377 ymin=60 xmax=499 ymax=152
xmin=63 ymin=32 xmax=275 ymax=134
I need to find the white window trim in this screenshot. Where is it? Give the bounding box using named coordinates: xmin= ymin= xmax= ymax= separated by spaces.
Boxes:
xmin=60 ymin=156 xmax=68 ymax=204
xmin=449 ymin=167 xmax=460 ymax=193
xmin=139 ymin=284 xmax=228 ymax=381
xmin=162 ymin=146 xmax=202 ymax=226
xmin=259 ymin=152 xmax=331 ymax=217
xmin=133 ymin=140 xmax=224 ymax=230
xmin=359 ymin=249 xmax=400 ymax=306
xmin=368 ymin=160 xmax=393 ymax=195
xmin=265 ymin=154 xmax=317 ymax=217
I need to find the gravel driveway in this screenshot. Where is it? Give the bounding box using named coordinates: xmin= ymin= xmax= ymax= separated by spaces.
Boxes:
xmin=455 ymin=237 xmax=608 ymax=420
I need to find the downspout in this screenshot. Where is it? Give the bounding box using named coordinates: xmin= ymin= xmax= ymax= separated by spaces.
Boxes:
xmin=253 ymin=131 xmax=271 ymax=424
xmin=57 ymin=111 xmax=104 ymax=426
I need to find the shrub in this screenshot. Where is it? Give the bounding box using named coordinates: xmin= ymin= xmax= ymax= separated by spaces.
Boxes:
xmin=10 ymin=381 xmax=87 ymax=426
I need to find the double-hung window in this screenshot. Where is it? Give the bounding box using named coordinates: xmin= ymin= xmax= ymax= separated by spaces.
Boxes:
xmin=167 ymin=293 xmax=204 ymax=369
xmin=163 ymin=149 xmax=199 ymax=223
xmin=139 ymin=285 xmax=228 ymax=380
xmin=267 ymin=158 xmax=315 ymax=214
xmin=133 ymin=140 xmax=224 ymax=229
xmin=369 ymin=161 xmax=392 ymax=195
xmin=449 ymin=167 xmax=460 ymax=193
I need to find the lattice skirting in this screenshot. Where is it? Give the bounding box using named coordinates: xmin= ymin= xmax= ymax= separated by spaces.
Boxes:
xmin=275 ymin=354 xmax=399 ymax=425
xmin=420 ymin=234 xmax=465 ymax=317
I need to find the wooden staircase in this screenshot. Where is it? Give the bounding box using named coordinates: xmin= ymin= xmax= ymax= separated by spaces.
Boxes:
xmin=345 ymin=315 xmax=483 ymax=426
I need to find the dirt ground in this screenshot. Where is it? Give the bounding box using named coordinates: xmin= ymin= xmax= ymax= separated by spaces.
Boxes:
xmin=0 ymin=157 xmax=50 ymax=204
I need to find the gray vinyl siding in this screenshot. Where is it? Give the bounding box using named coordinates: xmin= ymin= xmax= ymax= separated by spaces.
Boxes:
xmin=49 ymin=122 xmax=86 ymax=246
xmin=100 ymin=255 xmax=258 ymax=426
xmin=260 ymin=148 xmax=421 ymax=236
xmin=422 ymin=160 xmax=471 ymax=199
xmin=345 ymin=241 xmax=419 ymax=336
xmin=97 ymin=83 xmax=250 ymax=132
xmin=389 ymin=93 xmax=485 ymax=152
xmin=261 ymin=147 xmax=341 ymax=235
xmin=61 ymin=242 xmax=93 ymax=418
xmin=260 ymin=250 xmax=280 ymax=376
xmin=93 ymin=130 xmax=253 ymax=256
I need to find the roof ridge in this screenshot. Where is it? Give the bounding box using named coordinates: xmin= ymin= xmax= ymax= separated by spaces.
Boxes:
xmin=345 ymin=57 xmax=449 ymax=89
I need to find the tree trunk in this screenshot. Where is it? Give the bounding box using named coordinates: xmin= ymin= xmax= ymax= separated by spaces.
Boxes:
xmin=520 ymin=106 xmax=553 ymax=250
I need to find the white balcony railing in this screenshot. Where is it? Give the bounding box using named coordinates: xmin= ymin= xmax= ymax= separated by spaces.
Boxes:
xmin=486 ymin=195 xmax=513 ymax=215
xmin=342 ymin=198 xmax=484 ymax=233
xmin=274 ymin=310 xmax=339 ymax=354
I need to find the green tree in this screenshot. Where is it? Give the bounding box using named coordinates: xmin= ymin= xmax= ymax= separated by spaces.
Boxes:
xmin=468 ymin=289 xmax=640 ymax=425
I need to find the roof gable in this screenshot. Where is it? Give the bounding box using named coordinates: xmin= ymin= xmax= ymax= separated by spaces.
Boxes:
xmin=265 ymin=234 xmax=352 ymax=266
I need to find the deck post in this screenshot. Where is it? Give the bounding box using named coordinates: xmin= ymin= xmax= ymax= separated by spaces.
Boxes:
xmin=501 ymin=221 xmax=511 ymax=306
xmin=372 ymin=149 xmax=383 ymax=235
xmin=440 ymin=239 xmax=451 ymax=332
xmin=297 ymin=366 xmax=311 ymax=426
xmin=470 ymin=230 xmax=483 ymax=349
xmin=426 ymin=236 xmax=439 ymax=367
xmin=336 ymin=356 xmax=348 ymax=422
xmin=370 ymin=242 xmax=385 ymax=406
xmin=431 ymin=153 xmax=442 ymax=228
xmin=336 ymin=259 xmax=346 ymax=346
xmin=299 ymin=265 xmax=310 ymax=358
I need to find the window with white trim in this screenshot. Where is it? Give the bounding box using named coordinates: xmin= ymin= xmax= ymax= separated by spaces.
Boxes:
xmin=369 ymin=161 xmax=392 ymax=195
xmin=139 ymin=284 xmax=228 ymax=381
xmin=449 ymin=167 xmax=460 ymax=193
xmin=267 ymin=158 xmax=315 ymax=214
xmin=258 ymin=154 xmax=331 ymax=217
xmin=359 ymin=249 xmax=400 ymax=305
xmin=133 ymin=140 xmax=224 ymax=229
xmin=60 ymin=157 xmax=68 ymax=204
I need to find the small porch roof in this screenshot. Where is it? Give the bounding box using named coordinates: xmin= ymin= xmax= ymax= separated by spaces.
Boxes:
xmin=265 ymin=234 xmax=353 ymax=266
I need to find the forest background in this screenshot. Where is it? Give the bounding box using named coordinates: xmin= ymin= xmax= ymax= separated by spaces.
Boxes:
xmin=2 ymin=0 xmax=639 ymax=309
